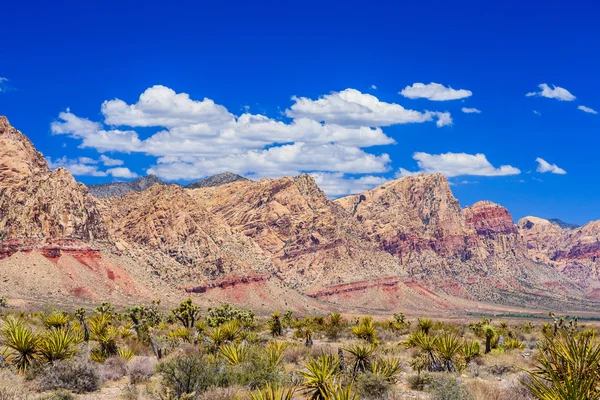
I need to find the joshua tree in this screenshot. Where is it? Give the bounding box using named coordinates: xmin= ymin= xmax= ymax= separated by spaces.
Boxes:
xmin=483 ymin=325 xmax=496 ymax=354
xmin=171 ymin=298 xmax=201 ymax=329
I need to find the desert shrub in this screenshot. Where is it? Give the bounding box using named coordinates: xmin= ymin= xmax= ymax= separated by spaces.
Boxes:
xmin=37 ymin=359 xmax=101 ymax=393
xmin=352 ymin=317 xmax=377 ymax=343
xmin=268 ymin=313 xmax=283 ymax=337
xmin=156 ymin=353 xmax=222 ymax=396
xmin=504 ymin=338 xmax=525 ymax=350
xmin=355 ymin=372 xmax=391 ymax=399
xmin=100 ymin=356 xmax=127 ymax=381
xmin=300 ymin=354 xmax=340 ymax=400
xmin=43 ymin=390 xmax=75 ymax=400
xmin=225 ymin=346 xmax=286 ymax=389
xmin=128 ymin=357 xmax=156 ymax=384
xmin=324 ymin=313 xmax=345 ymax=340
xmin=428 ymin=374 xmax=469 ymax=400
xmin=198 ymin=386 xmax=244 ymax=400
xmin=206 ymin=304 xmax=255 ymax=329
xmin=407 ymin=372 xmax=432 ymax=391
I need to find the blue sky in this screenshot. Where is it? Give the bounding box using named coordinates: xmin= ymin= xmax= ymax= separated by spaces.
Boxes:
xmin=1 ymin=0 xmax=598 ymax=225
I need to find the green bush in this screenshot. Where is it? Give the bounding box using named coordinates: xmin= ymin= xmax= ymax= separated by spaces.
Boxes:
xmin=355 ymin=372 xmax=391 ymax=399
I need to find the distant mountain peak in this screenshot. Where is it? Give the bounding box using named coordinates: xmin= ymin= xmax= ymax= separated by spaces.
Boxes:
xmin=186 ymin=172 xmax=249 ymax=189
xmin=548 ymin=218 xmax=580 ymax=230
xmin=87 ymin=175 xmax=166 ymax=198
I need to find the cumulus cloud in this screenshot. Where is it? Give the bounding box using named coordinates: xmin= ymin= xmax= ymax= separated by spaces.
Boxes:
xmin=99 ymin=155 xmax=124 ymax=166
xmin=578 ymin=105 xmax=598 ymax=114
xmin=400 ymin=82 xmax=472 ymax=101
xmin=370 ymin=85 xmax=377 ymax=90
xmin=0 ymin=77 xmax=8 ymax=92
xmin=106 ymin=167 xmax=138 ymax=178
xmin=461 ymin=107 xmax=481 ymax=114
xmin=397 ymin=152 xmax=521 ymax=178
xmin=51 ymin=86 xmax=460 ymax=195
xmin=47 ymin=156 xmax=137 ymax=178
xmin=311 ymin=172 xmax=388 ymax=197
xmin=285 ymin=88 xmax=451 ymax=127
xmin=536 ymin=157 xmax=566 ymax=175
xmin=526 ymin=84 xmax=576 ymax=101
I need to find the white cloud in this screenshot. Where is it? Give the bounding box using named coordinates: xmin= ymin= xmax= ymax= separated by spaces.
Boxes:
xmin=311 ymin=172 xmax=388 ymax=197
xmin=285 ymin=88 xmax=451 ymax=128
xmin=47 ymin=156 xmax=137 ymax=178
xmin=99 ymin=155 xmax=124 ymax=166
xmin=533 ymin=110 xmax=541 ymax=116
xmin=370 ymin=85 xmax=377 ymax=90
xmin=578 ymin=105 xmax=598 ymax=114
xmin=536 ymin=157 xmax=566 ymax=175
xmin=397 ymin=152 xmax=521 ymax=178
xmin=47 ymin=156 xmax=107 ymax=177
xmin=106 ymin=167 xmax=138 ymax=179
xmin=51 ymin=86 xmax=456 ymax=196
xmin=526 ymin=84 xmax=576 ymax=101
xmin=400 ymin=82 xmax=472 ymax=101
xmin=0 ymin=77 xmax=8 ymax=92
xmin=461 ymin=107 xmax=481 ymax=114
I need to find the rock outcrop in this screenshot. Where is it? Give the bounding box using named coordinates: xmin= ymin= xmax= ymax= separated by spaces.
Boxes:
xmin=88 ymin=175 xmax=165 ymax=198
xmin=186 ymin=172 xmax=248 ymax=189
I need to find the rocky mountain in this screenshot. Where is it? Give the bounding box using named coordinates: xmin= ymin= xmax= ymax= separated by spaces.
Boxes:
xmin=186 ymin=172 xmax=248 ymax=189
xmin=1 ymin=116 xmax=600 ymax=314
xmin=88 ymin=175 xmax=165 ymax=198
xmin=548 ymin=218 xmax=580 ymax=230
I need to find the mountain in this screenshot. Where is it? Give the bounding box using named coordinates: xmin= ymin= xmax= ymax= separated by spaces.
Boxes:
xmin=548 ymin=218 xmax=580 ymax=230
xmin=2 ymin=116 xmax=600 ymax=314
xmin=88 ymin=175 xmax=165 ymax=198
xmin=186 ymin=172 xmax=248 ymax=189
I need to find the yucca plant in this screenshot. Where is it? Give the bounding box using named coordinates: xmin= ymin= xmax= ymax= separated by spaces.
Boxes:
xmin=343 ymin=344 xmax=376 ymax=374
xmin=504 ymin=337 xmax=525 ymax=350
xmin=300 ymin=354 xmax=339 ymax=400
xmin=526 ymin=331 xmax=600 ymax=399
xmin=218 ymin=342 xmax=249 ymax=366
xmin=2 ymin=317 xmax=40 ymax=373
xmin=89 ymin=313 xmax=118 ymax=360
xmin=38 ymin=326 xmax=80 ymax=364
xmin=370 ymin=357 xmax=402 ymax=382
xmin=265 ymin=341 xmax=288 ymax=367
xmin=43 ymin=312 xmax=69 ymax=329
xmin=351 ymin=317 xmax=377 ymax=343
xmin=168 ymin=327 xmax=192 ymax=343
xmin=248 ymin=383 xmax=296 ymax=400
xmin=210 ymin=320 xmax=242 ymax=348
xmin=118 ymin=347 xmax=135 ymax=361
xmin=459 ymin=340 xmax=481 ymax=364
xmin=407 ymin=331 xmax=440 ymax=371
xmin=328 ymin=383 xmax=359 ymax=400
xmin=417 ymin=318 xmax=434 ymax=335
xmin=435 ymin=332 xmax=462 ymax=372
xmin=482 ymin=325 xmax=497 ymax=354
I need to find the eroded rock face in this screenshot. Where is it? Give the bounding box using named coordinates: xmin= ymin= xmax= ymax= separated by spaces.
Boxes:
xmin=190 ymin=174 xmax=404 ymax=291
xmin=0 ymin=118 xmax=108 ymax=242
xmin=99 ymin=184 xmax=273 ymax=284
xmin=518 ymin=217 xmax=600 ymax=287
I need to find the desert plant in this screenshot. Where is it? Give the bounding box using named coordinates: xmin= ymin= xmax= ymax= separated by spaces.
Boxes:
xmin=265 ymin=341 xmax=287 ymax=367
xmin=268 ymin=313 xmax=283 ymax=337
xmin=325 ymin=313 xmax=345 ymax=340
xmin=370 ymin=357 xmax=402 ymax=382
xmin=219 ymin=343 xmax=249 ymax=366
xmin=428 ymin=373 xmax=469 ymax=400
xmin=118 ymin=347 xmax=135 ymax=361
xmin=1 ymin=317 xmax=39 ymax=373
xmin=100 ymin=356 xmax=128 ymax=381
xmin=355 ymin=372 xmax=390 ymax=399
xmin=300 ymin=355 xmax=339 ymax=400
xmin=435 ymin=333 xmax=462 ymax=372
xmin=156 ymin=353 xmax=220 ymax=397
xmin=482 ymin=325 xmax=496 ymax=354
xmin=343 ymin=344 xmax=376 ymax=374
xmin=504 ymin=337 xmax=525 ymax=350
xmin=408 ymin=330 xmax=441 ymax=371
xmin=171 ymin=298 xmax=201 ymax=329
xmin=459 ymin=340 xmax=481 ymax=364
xmin=207 ymin=304 xmax=255 ymax=329
xmin=38 ymin=327 xmax=81 ymax=364
xmin=248 ymin=383 xmax=296 ymax=400
xmin=88 ymin=313 xmax=118 ymax=361
xmin=352 ymin=317 xmax=377 ymax=343
xmin=43 ymin=312 xmax=69 ymax=330
xmin=37 ymin=359 xmax=101 ymax=393
xmin=418 ymin=318 xmax=434 ymax=335
xmin=526 ymin=331 xmax=600 ymax=399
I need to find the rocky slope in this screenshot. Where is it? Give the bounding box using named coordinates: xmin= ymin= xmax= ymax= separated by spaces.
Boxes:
xmin=2 ymin=116 xmax=599 ymax=313
xmin=88 ymin=175 xmax=165 ymax=198
xmin=186 ymin=172 xmax=248 ymax=189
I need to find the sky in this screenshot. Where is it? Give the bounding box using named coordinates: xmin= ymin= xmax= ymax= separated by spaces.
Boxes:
xmin=0 ymin=0 xmax=598 ymax=225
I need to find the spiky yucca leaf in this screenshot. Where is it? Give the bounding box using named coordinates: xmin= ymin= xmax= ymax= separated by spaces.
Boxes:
xmin=328 ymin=384 xmax=360 ymax=400
xmin=343 ymin=344 xmax=376 ymax=374
xmin=526 ymin=332 xmax=600 ymax=400
xmin=435 ymin=332 xmax=462 ymax=371
xmin=38 ymin=327 xmax=80 ymax=363
xmin=459 ymin=340 xmax=481 ymax=363
xmin=265 ymin=341 xmax=288 ymax=367
xmin=248 ymin=383 xmax=296 ymax=400
xmin=351 ymin=317 xmax=377 ymax=343
xmin=2 ymin=317 xmax=39 ymax=373
xmin=118 ymin=347 xmax=135 ymax=361
xmin=167 ymin=327 xmax=191 ymax=343
xmin=300 ymin=355 xmax=339 ymax=400
xmin=504 ymin=338 xmax=525 ymax=350
xmin=43 ymin=312 xmax=69 ymax=329
xmin=370 ymin=357 xmax=402 ymax=382
xmin=218 ymin=342 xmax=248 ymax=366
